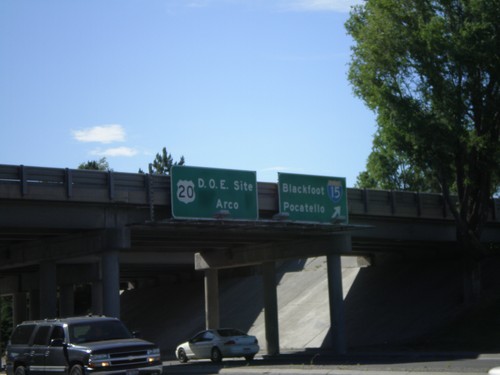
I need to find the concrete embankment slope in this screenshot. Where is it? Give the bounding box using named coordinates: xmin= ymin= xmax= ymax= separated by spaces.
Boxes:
xmin=121 ymin=255 xmax=500 ymax=355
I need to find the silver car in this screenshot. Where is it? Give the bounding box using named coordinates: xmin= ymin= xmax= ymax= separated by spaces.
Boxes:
xmin=175 ymin=328 xmax=259 ymax=363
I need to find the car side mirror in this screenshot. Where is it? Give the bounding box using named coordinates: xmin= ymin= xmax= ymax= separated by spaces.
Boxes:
xmin=132 ymin=331 xmax=142 ymax=338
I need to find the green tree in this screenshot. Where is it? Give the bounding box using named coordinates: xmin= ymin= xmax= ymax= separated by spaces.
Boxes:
xmin=78 ymin=157 xmax=111 ymax=171
xmin=139 ymin=147 xmax=185 ymax=175
xmin=1 ymin=296 xmax=13 ymax=356
xmin=356 ymin=128 xmax=440 ymax=191
xmin=346 ymin=0 xmax=500 ymax=301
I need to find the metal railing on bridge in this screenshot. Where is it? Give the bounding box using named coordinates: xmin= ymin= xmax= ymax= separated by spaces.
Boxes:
xmin=0 ymin=164 xmax=498 ymax=222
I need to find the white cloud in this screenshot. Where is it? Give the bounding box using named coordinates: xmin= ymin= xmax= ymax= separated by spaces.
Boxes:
xmin=90 ymin=147 xmax=138 ymax=157
xmin=283 ymin=0 xmax=363 ymax=12
xmin=73 ymin=124 xmax=126 ymax=144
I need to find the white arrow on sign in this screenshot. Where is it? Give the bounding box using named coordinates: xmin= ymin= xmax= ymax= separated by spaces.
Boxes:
xmin=331 ymin=206 xmax=341 ymax=219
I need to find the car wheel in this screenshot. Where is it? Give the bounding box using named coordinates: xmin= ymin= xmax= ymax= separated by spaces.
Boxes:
xmin=210 ymin=347 xmax=222 ymax=363
xmin=245 ymin=354 xmax=255 ymax=361
xmin=69 ymin=364 xmax=83 ymax=375
xmin=14 ymin=366 xmax=26 ymax=375
xmin=177 ymin=348 xmax=188 ymax=363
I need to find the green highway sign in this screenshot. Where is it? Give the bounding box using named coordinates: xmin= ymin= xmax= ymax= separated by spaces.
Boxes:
xmin=278 ymin=173 xmax=348 ymax=224
xmin=171 ymin=166 xmax=258 ymax=220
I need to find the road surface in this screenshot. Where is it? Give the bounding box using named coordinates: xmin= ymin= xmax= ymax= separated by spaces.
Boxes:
xmin=162 ymin=351 xmax=500 ymax=375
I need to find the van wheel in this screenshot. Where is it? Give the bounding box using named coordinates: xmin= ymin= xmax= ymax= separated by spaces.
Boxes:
xmin=69 ymin=364 xmax=83 ymax=375
xmin=15 ymin=366 xmax=26 ymax=375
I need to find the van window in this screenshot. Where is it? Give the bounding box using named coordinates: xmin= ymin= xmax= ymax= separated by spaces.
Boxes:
xmin=10 ymin=324 xmax=36 ymax=345
xmin=50 ymin=326 xmax=65 ymax=341
xmin=33 ymin=326 xmax=51 ymax=346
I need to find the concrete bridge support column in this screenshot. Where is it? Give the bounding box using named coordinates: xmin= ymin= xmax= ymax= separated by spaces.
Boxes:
xmin=100 ymin=228 xmax=130 ymax=318
xmin=262 ymin=261 xmax=280 ymax=356
xmin=29 ymin=289 xmax=40 ymax=320
xmin=39 ymin=261 xmax=57 ymax=319
xmin=12 ymin=292 xmax=28 ymax=326
xmin=101 ymin=251 xmax=120 ymax=318
xmin=327 ymin=234 xmax=351 ymax=354
xmin=92 ymin=280 xmax=103 ymax=315
xmin=59 ymin=284 xmax=75 ymax=317
xmin=204 ymin=269 xmax=219 ymax=329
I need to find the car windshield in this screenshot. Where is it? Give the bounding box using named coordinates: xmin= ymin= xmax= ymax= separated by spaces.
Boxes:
xmin=68 ymin=320 xmax=132 ymax=344
xmin=216 ymin=329 xmax=246 ymax=337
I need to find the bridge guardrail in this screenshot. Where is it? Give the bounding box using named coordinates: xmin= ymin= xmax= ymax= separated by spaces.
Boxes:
xmin=347 ymin=188 xmax=462 ymax=220
xmin=0 ymin=164 xmax=498 ymax=222
xmin=0 ymin=164 xmax=170 ymax=205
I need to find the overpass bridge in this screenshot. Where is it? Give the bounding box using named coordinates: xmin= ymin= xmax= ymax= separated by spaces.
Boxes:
xmin=1 ymin=164 xmax=499 ymax=354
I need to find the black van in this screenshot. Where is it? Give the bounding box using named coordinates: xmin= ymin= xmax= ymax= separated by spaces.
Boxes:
xmin=5 ymin=316 xmax=162 ymax=375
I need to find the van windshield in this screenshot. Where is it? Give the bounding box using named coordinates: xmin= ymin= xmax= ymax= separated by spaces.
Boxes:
xmin=69 ymin=320 xmax=132 ymax=344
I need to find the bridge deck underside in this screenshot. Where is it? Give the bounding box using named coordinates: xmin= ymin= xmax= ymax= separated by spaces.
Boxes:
xmin=0 ymin=218 xmax=464 ymax=285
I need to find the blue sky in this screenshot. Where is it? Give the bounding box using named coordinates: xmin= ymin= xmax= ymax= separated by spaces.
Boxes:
xmin=0 ymin=0 xmax=376 ymax=186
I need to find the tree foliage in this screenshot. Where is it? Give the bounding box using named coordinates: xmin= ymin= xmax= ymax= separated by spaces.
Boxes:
xmin=78 ymin=157 xmax=111 ymax=171
xmin=356 ymin=128 xmax=440 ymax=192
xmin=139 ymin=147 xmax=185 ymax=175
xmin=346 ymin=0 xmax=500 ymax=261
xmin=1 ymin=296 xmax=13 ymax=355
